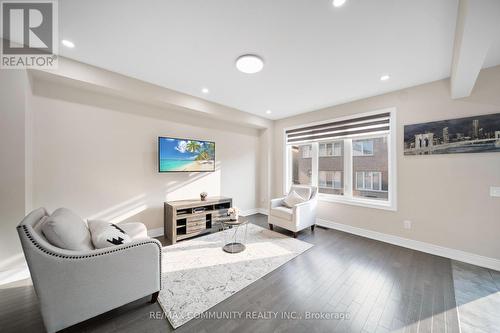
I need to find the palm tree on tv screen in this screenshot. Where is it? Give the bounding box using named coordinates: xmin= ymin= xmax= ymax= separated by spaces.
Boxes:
xmin=186 ymin=141 xmax=201 ymax=153
xmin=185 ymin=140 xmax=214 ymax=161
xmin=206 ymin=142 xmax=215 ymax=159
xmin=195 ymin=150 xmax=210 ymax=161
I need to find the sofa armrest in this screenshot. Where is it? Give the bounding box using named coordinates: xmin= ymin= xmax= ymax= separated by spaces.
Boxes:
xmin=293 ymin=199 xmax=314 ymax=215
xmin=293 ymin=198 xmax=318 ymax=229
xmin=293 ymin=199 xmax=313 ymax=208
xmin=270 ymin=197 xmax=285 ymax=209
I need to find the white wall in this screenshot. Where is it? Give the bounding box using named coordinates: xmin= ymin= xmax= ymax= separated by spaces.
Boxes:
xmin=273 ymin=65 xmax=500 ymax=261
xmin=30 ymin=81 xmax=261 ymax=231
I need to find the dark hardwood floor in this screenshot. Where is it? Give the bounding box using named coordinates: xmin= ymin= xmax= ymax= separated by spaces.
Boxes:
xmin=0 ymin=214 xmax=461 ymax=333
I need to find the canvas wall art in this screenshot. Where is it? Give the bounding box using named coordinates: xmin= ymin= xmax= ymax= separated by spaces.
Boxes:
xmin=404 ymin=113 xmax=500 ymax=155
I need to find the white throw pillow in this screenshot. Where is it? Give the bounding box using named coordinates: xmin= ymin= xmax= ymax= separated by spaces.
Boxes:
xmin=282 ymin=190 xmax=306 ymax=208
xmin=42 ymin=208 xmax=94 ymax=251
xmin=291 ymin=186 xmax=312 ymax=201
xmin=87 ymin=220 xmax=132 ymax=249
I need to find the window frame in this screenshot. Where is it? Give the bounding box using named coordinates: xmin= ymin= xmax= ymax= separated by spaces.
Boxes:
xmin=284 ymin=108 xmax=397 ymax=211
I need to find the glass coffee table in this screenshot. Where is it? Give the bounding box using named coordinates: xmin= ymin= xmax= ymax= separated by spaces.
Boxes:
xmin=217 ymin=216 xmax=249 ymax=253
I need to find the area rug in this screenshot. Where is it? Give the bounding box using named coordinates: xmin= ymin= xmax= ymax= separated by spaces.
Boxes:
xmin=157 ymin=223 xmax=313 ymax=328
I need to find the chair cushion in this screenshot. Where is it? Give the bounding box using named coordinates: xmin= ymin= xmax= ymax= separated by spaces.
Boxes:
xmin=87 ymin=220 xmax=132 ymax=249
xmin=42 ymin=208 xmax=94 ymax=251
xmin=283 ymin=190 xmax=306 ymax=208
xmin=290 ymin=186 xmax=312 ymax=200
xmin=271 ymin=206 xmax=293 ymax=221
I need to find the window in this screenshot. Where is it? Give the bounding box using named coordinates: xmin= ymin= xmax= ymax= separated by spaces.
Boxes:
xmin=353 ymin=139 xmax=374 ymax=156
xmin=319 ymin=171 xmax=342 ymax=189
xmin=355 ymin=172 xmax=382 ymax=191
xmin=353 ymin=137 xmax=388 ymax=200
xmin=290 ymin=144 xmax=312 ymax=185
xmin=318 ymin=141 xmax=344 ymax=195
xmin=319 ymin=142 xmax=342 ymax=157
xmin=301 ymin=145 xmax=312 ymax=158
xmin=285 ymin=109 xmax=396 ymax=210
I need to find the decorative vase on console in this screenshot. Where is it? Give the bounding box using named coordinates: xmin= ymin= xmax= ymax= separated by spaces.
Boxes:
xmin=200 ymin=192 xmax=208 ymax=201
xmin=227 ymin=207 xmax=240 ymax=221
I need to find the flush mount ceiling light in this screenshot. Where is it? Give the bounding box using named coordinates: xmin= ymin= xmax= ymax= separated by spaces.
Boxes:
xmin=61 ymin=39 xmax=75 ymax=48
xmin=332 ymin=0 xmax=347 ymax=8
xmin=201 ymin=87 xmax=209 ymax=94
xmin=266 ymin=110 xmax=272 ymax=114
xmin=380 ymin=74 xmax=390 ymax=81
xmin=235 ymin=54 xmax=264 ymax=74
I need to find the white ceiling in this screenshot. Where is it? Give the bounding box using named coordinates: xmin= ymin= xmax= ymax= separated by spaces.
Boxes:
xmin=58 ymin=0 xmax=500 ymax=120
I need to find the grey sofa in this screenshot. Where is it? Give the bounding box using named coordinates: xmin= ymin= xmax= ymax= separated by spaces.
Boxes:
xmin=17 ymin=208 xmax=162 ymax=333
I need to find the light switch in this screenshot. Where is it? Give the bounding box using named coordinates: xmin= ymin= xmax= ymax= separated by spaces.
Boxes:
xmin=490 ymin=187 xmax=500 ymax=197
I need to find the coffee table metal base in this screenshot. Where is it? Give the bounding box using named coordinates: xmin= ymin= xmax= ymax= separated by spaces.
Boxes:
xmin=223 ymin=242 xmax=246 ymax=254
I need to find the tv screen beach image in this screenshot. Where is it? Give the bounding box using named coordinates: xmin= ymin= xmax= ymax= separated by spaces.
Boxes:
xmin=159 ymin=137 xmax=215 ymax=172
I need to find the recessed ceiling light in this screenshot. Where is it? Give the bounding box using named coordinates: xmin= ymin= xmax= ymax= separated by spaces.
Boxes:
xmin=61 ymin=39 xmax=75 ymax=48
xmin=380 ymin=74 xmax=390 ymax=81
xmin=266 ymin=110 xmax=272 ymax=114
xmin=235 ymin=54 xmax=264 ymax=74
xmin=201 ymin=87 xmax=209 ymax=94
xmin=332 ymin=0 xmax=347 ymax=8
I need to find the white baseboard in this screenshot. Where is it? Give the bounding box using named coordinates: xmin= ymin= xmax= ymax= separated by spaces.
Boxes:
xmin=241 ymin=208 xmax=269 ymax=216
xmin=256 ymin=208 xmax=269 ymax=215
xmin=317 ymin=218 xmax=500 ymax=271
xmin=240 ymin=208 xmax=260 ymax=216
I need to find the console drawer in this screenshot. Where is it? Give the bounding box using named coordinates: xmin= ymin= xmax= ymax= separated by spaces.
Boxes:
xmin=187 ymin=225 xmax=206 ymax=233
xmin=187 ymin=216 xmax=206 ymax=223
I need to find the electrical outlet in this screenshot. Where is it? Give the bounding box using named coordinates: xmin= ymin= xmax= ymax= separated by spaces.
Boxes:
xmin=403 ymin=220 xmax=412 ymax=230
xmin=490 ymin=187 xmax=500 ymax=198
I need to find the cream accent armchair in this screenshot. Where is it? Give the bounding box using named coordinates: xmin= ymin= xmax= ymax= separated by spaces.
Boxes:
xmin=268 ymin=185 xmax=318 ymax=237
xmin=17 ymin=208 xmax=162 ymax=333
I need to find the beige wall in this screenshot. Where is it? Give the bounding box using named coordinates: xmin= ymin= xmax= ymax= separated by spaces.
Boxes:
xmin=257 ymin=127 xmax=274 ymax=209
xmin=273 ymin=65 xmax=500 ymax=260
xmin=0 ymin=70 xmax=30 ymax=278
xmin=30 ymin=80 xmax=261 ymax=231
xmin=2 ymin=61 xmax=499 ymax=283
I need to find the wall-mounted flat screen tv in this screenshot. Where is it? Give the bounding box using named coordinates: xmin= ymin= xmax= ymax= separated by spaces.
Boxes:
xmin=158 ymin=137 xmax=215 ymax=172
